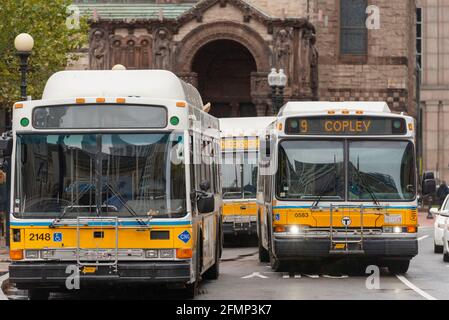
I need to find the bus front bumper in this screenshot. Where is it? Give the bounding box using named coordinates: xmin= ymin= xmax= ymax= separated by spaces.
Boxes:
xmin=223 ymin=215 xmax=257 ymax=235
xmin=9 ymin=261 xmax=191 ymax=289
xmin=273 ymin=235 xmax=418 ymax=260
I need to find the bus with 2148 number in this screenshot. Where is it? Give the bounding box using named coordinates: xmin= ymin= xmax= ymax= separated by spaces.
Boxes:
xmin=2 ymin=70 xmax=223 ymax=299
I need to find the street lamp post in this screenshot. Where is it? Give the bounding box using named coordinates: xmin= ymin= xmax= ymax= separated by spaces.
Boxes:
xmin=268 ymin=68 xmax=279 ymax=114
xmin=277 ymin=69 xmax=287 ymax=109
xmin=267 ymin=68 xmax=288 ymax=115
xmin=14 ymin=33 xmax=34 ymax=101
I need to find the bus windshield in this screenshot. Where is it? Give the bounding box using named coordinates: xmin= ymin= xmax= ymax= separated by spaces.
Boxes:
xmin=222 ymin=152 xmax=258 ymax=200
xmin=14 ymin=133 xmax=186 ymax=219
xmin=348 ymin=140 xmax=415 ymax=201
xmin=276 ymin=140 xmax=345 ymax=200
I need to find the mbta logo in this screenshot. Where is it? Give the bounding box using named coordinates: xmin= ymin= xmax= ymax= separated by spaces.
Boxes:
xmin=341 ymin=216 xmax=352 ymax=227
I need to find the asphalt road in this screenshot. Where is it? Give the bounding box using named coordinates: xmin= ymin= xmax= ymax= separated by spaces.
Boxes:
xmin=2 ymin=227 xmax=448 ymax=300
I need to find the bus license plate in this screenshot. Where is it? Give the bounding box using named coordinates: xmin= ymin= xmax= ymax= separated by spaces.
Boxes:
xmin=385 ymin=214 xmax=402 ymax=224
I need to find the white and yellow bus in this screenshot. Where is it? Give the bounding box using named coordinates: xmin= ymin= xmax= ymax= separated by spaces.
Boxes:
xmin=220 ymin=117 xmax=275 ymax=237
xmin=3 ymin=70 xmax=222 ymax=299
xmin=257 ymin=102 xmax=419 ymax=274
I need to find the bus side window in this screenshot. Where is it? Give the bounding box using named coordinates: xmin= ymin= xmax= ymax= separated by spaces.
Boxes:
xmin=264 ymin=175 xmax=271 ymax=203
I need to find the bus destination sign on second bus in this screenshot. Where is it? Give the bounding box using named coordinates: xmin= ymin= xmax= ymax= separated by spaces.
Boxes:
xmin=285 ymin=116 xmax=407 ymax=136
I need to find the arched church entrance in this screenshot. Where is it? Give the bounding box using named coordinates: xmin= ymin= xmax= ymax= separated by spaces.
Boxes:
xmin=192 ymin=39 xmax=257 ymax=118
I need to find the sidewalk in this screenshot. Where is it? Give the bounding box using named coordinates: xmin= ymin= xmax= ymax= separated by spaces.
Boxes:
xmin=0 ymin=248 xmax=9 ymax=275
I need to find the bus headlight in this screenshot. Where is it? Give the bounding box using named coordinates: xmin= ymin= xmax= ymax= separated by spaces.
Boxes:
xmin=25 ymin=250 xmax=39 ymax=259
xmin=288 ymin=225 xmax=308 ymax=234
xmin=289 ymin=225 xmax=300 ymax=234
xmin=383 ymin=226 xmax=404 ymax=233
xmin=145 ymin=250 xmax=158 ymax=259
xmin=41 ymin=250 xmax=55 ymax=259
xmin=160 ymin=249 xmax=174 ymax=258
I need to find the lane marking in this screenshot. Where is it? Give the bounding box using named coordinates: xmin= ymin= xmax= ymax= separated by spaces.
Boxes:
xmin=304 ymin=274 xmax=320 ymax=279
xmin=322 ymin=274 xmax=348 ymax=279
xmin=396 ymin=275 xmax=437 ymax=300
xmin=0 ymin=273 xmax=9 ymax=301
xmin=418 ymin=235 xmax=429 ymax=241
xmin=241 ymin=272 xmax=268 ymax=279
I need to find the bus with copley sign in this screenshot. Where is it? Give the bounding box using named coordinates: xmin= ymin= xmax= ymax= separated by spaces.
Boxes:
xmin=220 ymin=117 xmax=275 ymax=237
xmin=257 ymin=101 xmax=433 ymax=274
xmin=2 ymin=70 xmax=223 ymax=299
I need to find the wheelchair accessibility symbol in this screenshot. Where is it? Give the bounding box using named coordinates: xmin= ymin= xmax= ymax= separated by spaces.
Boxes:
xmin=53 ymin=232 xmax=63 ymax=242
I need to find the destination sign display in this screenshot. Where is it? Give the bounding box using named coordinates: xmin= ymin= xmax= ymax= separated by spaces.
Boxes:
xmin=285 ymin=116 xmax=407 ymax=135
xmin=221 ymin=137 xmax=259 ymax=151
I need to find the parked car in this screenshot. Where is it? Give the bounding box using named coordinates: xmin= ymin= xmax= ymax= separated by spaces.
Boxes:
xmin=430 ymin=196 xmax=449 ymax=253
xmin=444 ymin=220 xmax=449 ymax=262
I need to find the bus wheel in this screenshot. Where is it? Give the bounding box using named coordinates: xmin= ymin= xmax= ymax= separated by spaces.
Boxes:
xmin=28 ymin=289 xmax=50 ymax=300
xmin=387 ymin=260 xmax=410 ymax=274
xmin=258 ymin=236 xmax=269 ymax=263
xmin=269 ymin=251 xmax=282 ymax=271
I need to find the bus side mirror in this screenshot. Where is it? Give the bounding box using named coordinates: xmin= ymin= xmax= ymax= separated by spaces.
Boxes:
xmin=422 ymin=179 xmax=436 ymax=195
xmin=197 ymin=194 xmax=215 ymax=214
xmin=265 ymin=135 xmax=271 ymax=158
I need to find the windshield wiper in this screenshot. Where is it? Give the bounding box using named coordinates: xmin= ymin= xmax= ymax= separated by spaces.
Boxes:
xmin=353 ymin=159 xmax=380 ymax=207
xmin=49 ymin=183 xmax=94 ymax=228
xmin=312 ymin=155 xmax=338 ymax=208
xmin=103 ymin=182 xmax=150 ymax=226
xmin=311 ymin=169 xmax=336 ymax=208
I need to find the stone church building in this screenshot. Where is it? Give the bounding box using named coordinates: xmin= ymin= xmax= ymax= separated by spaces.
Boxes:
xmin=72 ymin=0 xmax=417 ymax=118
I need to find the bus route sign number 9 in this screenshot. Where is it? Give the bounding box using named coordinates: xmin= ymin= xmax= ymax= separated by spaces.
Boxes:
xmin=285 ymin=116 xmax=407 ymax=136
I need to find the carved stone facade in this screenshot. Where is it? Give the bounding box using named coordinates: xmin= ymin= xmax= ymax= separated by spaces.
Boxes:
xmin=71 ymin=0 xmax=416 ymax=118
xmin=80 ymin=0 xmax=318 ymax=117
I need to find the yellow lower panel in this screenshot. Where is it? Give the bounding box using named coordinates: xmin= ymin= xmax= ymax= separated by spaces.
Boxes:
xmin=11 ymin=226 xmax=193 ymax=250
xmin=273 ymin=208 xmax=418 ymax=228
xmin=223 ymin=202 xmax=257 ymax=217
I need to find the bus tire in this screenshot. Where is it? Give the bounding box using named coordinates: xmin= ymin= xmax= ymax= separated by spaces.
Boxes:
xmin=28 ymin=289 xmax=50 ymax=300
xmin=269 ymin=250 xmax=282 ymax=271
xmin=387 ymin=260 xmax=410 ymax=274
xmin=258 ymin=233 xmax=269 ymax=263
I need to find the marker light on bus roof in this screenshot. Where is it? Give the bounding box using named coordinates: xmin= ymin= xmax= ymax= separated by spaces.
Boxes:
xmin=20 ymin=118 xmax=30 ymax=127
xmin=408 ymin=123 xmax=413 ymax=131
xmin=278 ymin=123 xmax=283 ymax=131
xmin=356 ymin=110 xmax=364 ymax=115
xmin=116 ymin=98 xmax=126 ymax=104
xmin=170 ymin=116 xmax=180 ymax=126
xmin=176 ymin=101 xmax=186 ymax=108
xmin=341 ymin=110 xmax=350 ymax=114
xmin=76 ymin=98 xmax=85 ymax=104
xmin=327 ymin=110 xmax=336 ymax=115
xmin=14 ymin=103 xmax=23 ymax=109
xmin=96 ymin=97 xmax=106 ymax=103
